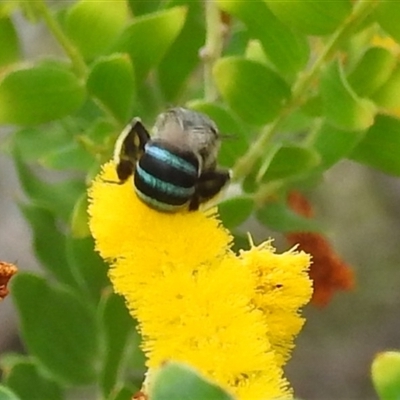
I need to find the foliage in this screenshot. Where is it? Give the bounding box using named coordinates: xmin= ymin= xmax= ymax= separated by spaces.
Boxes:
xmin=1 ymin=0 xmax=400 ymax=399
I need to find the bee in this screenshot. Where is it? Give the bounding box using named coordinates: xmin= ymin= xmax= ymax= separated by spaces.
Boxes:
xmin=113 ymin=107 xmax=230 ymax=212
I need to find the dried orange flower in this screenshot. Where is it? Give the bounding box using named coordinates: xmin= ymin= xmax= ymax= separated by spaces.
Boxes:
xmin=286 ymin=191 xmax=354 ymax=306
xmin=0 ymin=261 xmax=18 ymax=301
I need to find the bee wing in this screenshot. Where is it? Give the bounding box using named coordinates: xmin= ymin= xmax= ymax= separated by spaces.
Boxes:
xmin=114 ymin=118 xmax=150 ymax=182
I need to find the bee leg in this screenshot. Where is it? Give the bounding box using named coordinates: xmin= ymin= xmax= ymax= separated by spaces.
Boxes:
xmin=189 ymin=169 xmax=231 ymax=211
xmin=101 ymin=179 xmax=126 ymax=185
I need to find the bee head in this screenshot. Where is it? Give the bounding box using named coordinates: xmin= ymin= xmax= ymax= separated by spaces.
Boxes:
xmin=153 ymin=108 xmax=220 ymax=170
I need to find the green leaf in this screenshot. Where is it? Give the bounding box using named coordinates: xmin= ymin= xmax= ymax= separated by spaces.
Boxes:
xmin=150 ymin=362 xmax=234 ymax=400
xmin=213 ymin=57 xmax=290 ymax=126
xmin=5 ymin=361 xmax=63 ymax=400
xmin=371 ymin=351 xmax=400 ymax=400
xmin=321 ymin=60 xmax=376 ymax=131
xmin=232 ymin=234 xmax=251 ymax=254
xmin=218 ymin=197 xmax=254 ymax=229
xmin=4 ymin=121 xmax=95 ymax=172
xmin=187 ymin=100 xmax=250 ymax=168
xmin=5 ymin=125 xmax=71 ymax=163
xmin=0 ymin=16 xmax=20 ymax=66
xmin=265 ymin=0 xmax=352 ymax=36
xmin=0 ymin=386 xmax=20 ymax=400
xmin=65 ymin=0 xmax=129 ymax=60
xmin=40 ymin=141 xmax=95 ymax=171
xmin=0 ymin=61 xmax=86 ymax=125
xmin=99 ymin=292 xmax=135 ymax=397
xmin=158 ymin=0 xmax=205 ymax=102
xmin=311 ymin=122 xmax=365 ymax=169
xmin=14 ymin=153 xmax=85 ymax=222
xmin=350 ymin=114 xmax=400 ymax=176
xmin=11 ymin=273 xmax=99 ymax=385
xmin=224 ymin=26 xmax=250 ymax=57
xmin=87 ymin=54 xmax=136 ymax=124
xmin=70 ymin=193 xmax=90 ymax=238
xmin=256 ymin=201 xmax=322 ymax=233
xmin=66 ymin=235 xmax=108 ymax=303
xmin=113 ymin=7 xmax=187 ymax=83
xmin=245 ymin=40 xmax=269 ymax=66
xmin=217 ymin=0 xmax=309 ymax=80
xmin=127 ymin=0 xmax=162 ymax=16
xmin=348 ymin=47 xmax=396 ymax=97
xmin=373 ymin=65 xmax=400 ymax=112
xmin=108 ymin=386 xmax=136 ymax=400
xmin=19 ymin=204 xmax=76 ymax=287
xmin=377 ymin=2 xmax=400 ymax=44
xmin=260 ymin=144 xmax=320 ymax=182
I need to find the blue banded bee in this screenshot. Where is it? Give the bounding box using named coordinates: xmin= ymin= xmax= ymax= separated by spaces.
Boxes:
xmin=113 ymin=107 xmax=230 ymax=212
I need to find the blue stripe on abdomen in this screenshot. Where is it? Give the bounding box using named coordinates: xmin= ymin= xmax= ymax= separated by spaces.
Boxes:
xmin=135 ymin=189 xmax=185 ymax=212
xmin=145 ymin=143 xmax=198 ymax=176
xmin=135 ymin=164 xmax=195 ymax=197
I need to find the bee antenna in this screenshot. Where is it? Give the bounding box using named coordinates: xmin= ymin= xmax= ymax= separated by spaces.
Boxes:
xmin=219 ymin=133 xmax=237 ymax=140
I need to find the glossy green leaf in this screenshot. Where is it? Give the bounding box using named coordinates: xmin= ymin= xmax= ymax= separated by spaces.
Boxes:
xmin=7 ymin=119 xmax=95 ymax=172
xmin=158 ymin=0 xmax=205 ymax=102
xmin=108 ymin=387 xmax=136 ymax=400
xmin=350 ymin=114 xmax=400 ymax=176
xmin=0 ymin=62 xmax=86 ymax=125
xmin=256 ymin=201 xmax=322 ymax=233
xmin=11 ymin=273 xmax=99 ymax=385
xmin=19 ymin=204 xmax=76 ymax=287
xmin=213 ymin=57 xmax=290 ymax=126
xmin=0 ymin=386 xmax=20 ymax=400
xmin=245 ymin=40 xmax=269 ymax=66
xmin=261 ymin=144 xmax=320 ymax=182
xmin=321 ymin=60 xmax=376 ymax=131
xmin=217 ymin=0 xmax=308 ymax=79
xmin=6 ymin=126 xmax=71 ymax=163
xmin=87 ymin=54 xmax=136 ymax=123
xmin=70 ymin=193 xmax=90 ymax=238
xmin=127 ymin=0 xmax=162 ymax=16
xmin=377 ymin=3 xmax=400 ymax=44
xmin=373 ymin=65 xmax=400 ymax=111
xmin=0 ymin=16 xmax=20 ymax=66
xmin=218 ymin=197 xmax=254 ymax=229
xmin=66 ymin=235 xmax=108 ymax=303
xmin=65 ymin=0 xmax=129 ymax=59
xmin=113 ymin=7 xmax=187 ymax=83
xmin=371 ymin=351 xmax=400 ymax=400
xmin=187 ymin=100 xmax=250 ymax=167
xmin=265 ymin=0 xmax=351 ymax=35
xmin=232 ymin=234 xmax=251 ymax=254
xmin=348 ymin=47 xmax=396 ymax=97
xmin=14 ymin=154 xmax=85 ymax=222
xmin=99 ymin=292 xmax=135 ymax=397
xmin=40 ymin=142 xmax=95 ymax=171
xmin=224 ymin=26 xmax=250 ymax=57
xmin=5 ymin=361 xmax=63 ymax=400
xmin=150 ymin=362 xmax=234 ymax=400
xmin=311 ymin=122 xmax=365 ymax=169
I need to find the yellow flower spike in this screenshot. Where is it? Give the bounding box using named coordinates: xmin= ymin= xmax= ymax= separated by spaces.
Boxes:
xmin=240 ymin=242 xmax=313 ymax=367
xmin=88 ymin=161 xmax=313 ymax=400
xmin=89 ymin=162 xmax=231 ymax=263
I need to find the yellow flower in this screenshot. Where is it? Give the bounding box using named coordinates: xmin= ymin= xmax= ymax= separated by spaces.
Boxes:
xmin=88 ymin=161 xmax=313 ymax=400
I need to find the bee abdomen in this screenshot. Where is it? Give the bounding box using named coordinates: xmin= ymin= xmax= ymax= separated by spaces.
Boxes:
xmin=134 ymin=142 xmax=199 ymax=212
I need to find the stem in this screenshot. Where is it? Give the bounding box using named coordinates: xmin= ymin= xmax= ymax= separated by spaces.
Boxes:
xmin=202 ymin=0 xmax=223 ymax=101
xmin=33 ymin=0 xmax=87 ymax=78
xmin=231 ymin=0 xmax=377 ymax=182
